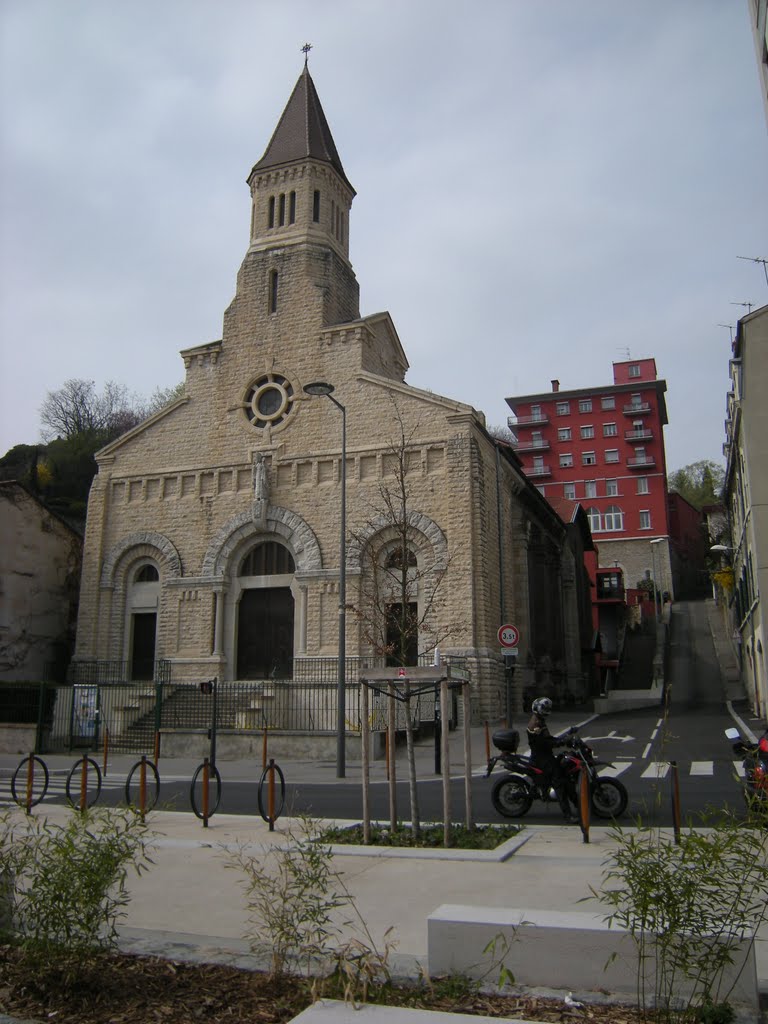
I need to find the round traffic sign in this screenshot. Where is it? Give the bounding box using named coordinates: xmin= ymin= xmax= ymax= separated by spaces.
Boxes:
xmin=498 ymin=623 xmax=520 ymax=648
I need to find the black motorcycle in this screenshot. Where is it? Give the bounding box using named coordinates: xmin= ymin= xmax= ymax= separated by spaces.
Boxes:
xmin=485 ymin=727 xmax=628 ymax=820
xmin=725 ymin=725 xmax=768 ymax=813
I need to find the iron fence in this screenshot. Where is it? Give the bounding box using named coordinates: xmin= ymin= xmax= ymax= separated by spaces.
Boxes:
xmin=1 ymin=655 xmax=468 ymax=755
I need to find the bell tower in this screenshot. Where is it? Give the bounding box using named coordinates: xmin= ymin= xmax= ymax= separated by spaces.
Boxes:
xmin=237 ymin=60 xmax=360 ymax=329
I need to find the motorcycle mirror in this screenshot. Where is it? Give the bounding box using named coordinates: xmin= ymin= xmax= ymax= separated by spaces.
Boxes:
xmin=725 ymin=727 xmax=741 ymax=741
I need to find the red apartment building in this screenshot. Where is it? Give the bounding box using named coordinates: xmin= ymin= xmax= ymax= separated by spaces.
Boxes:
xmin=506 ymin=359 xmax=673 ymax=598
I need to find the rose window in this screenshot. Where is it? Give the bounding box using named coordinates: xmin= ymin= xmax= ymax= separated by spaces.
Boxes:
xmin=242 ymin=373 xmax=295 ymax=429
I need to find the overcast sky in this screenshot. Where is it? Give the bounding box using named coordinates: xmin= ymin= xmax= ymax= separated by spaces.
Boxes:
xmin=1 ymin=1 xmax=766 ymax=472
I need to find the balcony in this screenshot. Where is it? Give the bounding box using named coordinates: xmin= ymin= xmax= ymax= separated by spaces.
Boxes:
xmin=624 ymin=428 xmax=653 ymax=443
xmin=514 ymin=438 xmax=551 ymax=453
xmin=627 ymin=456 xmax=656 ymax=469
xmin=526 ymin=464 xmax=552 ymax=479
xmin=622 ymin=402 xmax=651 ymax=416
xmin=510 ymin=413 xmax=549 ymax=428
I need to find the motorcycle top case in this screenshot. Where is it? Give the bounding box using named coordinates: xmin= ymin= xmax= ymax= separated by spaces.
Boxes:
xmin=492 ymin=729 xmax=520 ymax=752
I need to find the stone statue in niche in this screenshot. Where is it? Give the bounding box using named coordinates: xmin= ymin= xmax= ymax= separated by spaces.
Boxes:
xmin=252 ymin=452 xmax=270 ymax=526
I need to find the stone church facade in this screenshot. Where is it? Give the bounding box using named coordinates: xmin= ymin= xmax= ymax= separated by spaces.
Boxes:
xmin=74 ymin=65 xmax=593 ymax=721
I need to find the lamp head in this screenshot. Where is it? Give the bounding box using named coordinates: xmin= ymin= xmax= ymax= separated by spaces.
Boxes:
xmin=304 ymin=381 xmax=335 ymax=397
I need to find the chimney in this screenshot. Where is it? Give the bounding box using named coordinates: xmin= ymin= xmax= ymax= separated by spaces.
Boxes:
xmin=551 ymin=379 xmax=560 ymax=393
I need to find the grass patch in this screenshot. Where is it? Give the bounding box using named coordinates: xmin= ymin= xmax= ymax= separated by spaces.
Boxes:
xmin=320 ymin=822 xmax=523 ymax=849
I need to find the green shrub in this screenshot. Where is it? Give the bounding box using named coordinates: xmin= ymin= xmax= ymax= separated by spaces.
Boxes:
xmin=0 ymin=807 xmax=153 ymax=966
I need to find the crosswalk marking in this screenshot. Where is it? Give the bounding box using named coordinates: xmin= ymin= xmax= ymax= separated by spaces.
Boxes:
xmin=596 ymin=762 xmax=632 ymax=778
xmin=689 ymin=761 xmax=713 ymax=776
xmin=641 ymin=762 xmax=670 ymax=779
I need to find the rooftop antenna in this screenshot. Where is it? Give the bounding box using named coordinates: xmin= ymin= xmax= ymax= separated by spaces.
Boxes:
xmin=737 ymin=256 xmax=768 ymax=289
xmin=617 ymin=347 xmax=631 ymax=360
xmin=301 ymin=42 xmax=312 ymax=67
xmin=730 ymin=301 xmax=754 ymax=314
xmin=717 ymin=323 xmax=734 ymax=343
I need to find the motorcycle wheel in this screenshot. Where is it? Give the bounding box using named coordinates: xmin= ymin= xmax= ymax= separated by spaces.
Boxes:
xmin=590 ymin=778 xmax=628 ymax=819
xmin=491 ymin=775 xmax=533 ymax=818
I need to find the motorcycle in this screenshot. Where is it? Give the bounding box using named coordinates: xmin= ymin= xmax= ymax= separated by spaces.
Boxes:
xmin=725 ymin=725 xmax=768 ymax=812
xmin=485 ymin=727 xmax=628 ymax=820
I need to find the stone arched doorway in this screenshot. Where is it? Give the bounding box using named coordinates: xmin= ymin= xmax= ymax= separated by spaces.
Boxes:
xmin=234 ymin=541 xmax=296 ymax=679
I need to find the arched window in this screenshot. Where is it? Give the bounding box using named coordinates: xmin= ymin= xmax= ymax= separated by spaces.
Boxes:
xmin=289 ymin=191 xmax=296 ymax=224
xmin=268 ymin=196 xmax=275 ymax=229
xmin=134 ymin=564 xmax=159 ymax=583
xmin=586 ymin=506 xmax=602 ymax=533
xmin=385 ymin=546 xmax=417 ymax=569
xmin=312 ymin=190 xmax=320 ymax=222
xmin=269 ymin=270 xmax=278 ymax=314
xmin=604 ymin=505 xmax=624 ymax=531
xmin=239 ymin=542 xmax=295 ymax=577
xmin=278 ymin=193 xmax=286 ymax=226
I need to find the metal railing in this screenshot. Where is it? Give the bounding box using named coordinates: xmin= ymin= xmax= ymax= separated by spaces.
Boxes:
xmin=1 ymin=655 xmax=468 ymax=754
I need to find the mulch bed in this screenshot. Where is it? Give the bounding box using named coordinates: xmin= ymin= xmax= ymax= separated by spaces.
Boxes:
xmin=0 ymin=946 xmax=650 ymax=1023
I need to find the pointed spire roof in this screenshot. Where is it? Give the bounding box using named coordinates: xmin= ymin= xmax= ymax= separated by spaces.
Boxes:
xmin=251 ymin=66 xmax=354 ymax=193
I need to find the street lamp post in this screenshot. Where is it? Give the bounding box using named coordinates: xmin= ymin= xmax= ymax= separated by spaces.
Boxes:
xmin=304 ymin=382 xmax=347 ymax=778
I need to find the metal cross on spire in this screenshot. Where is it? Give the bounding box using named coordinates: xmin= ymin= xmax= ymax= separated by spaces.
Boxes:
xmin=301 ymin=42 xmax=312 ymax=67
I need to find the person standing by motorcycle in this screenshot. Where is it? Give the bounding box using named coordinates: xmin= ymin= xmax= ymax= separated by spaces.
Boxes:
xmin=527 ymin=696 xmax=578 ymax=823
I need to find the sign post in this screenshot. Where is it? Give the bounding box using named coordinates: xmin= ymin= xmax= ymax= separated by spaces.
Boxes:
xmin=498 ymin=625 xmax=520 ymax=725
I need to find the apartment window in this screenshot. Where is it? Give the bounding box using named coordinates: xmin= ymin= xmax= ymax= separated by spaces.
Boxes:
xmin=604 ymin=505 xmax=624 ymax=531
xmin=635 ymin=447 xmax=647 ymax=465
xmin=629 ymin=364 xmax=641 ymax=377
xmin=605 ymin=449 xmax=620 ymax=463
xmin=606 ymin=479 xmax=618 ymax=496
xmin=601 ymin=396 xmax=615 ymax=410
xmin=630 ymin=393 xmax=642 ymax=408
xmin=586 ymin=506 xmax=601 ymax=533
xmin=579 ymin=399 xmax=592 ymax=413
xmin=632 ymin=420 xmax=644 ymax=433
xmin=533 ymin=455 xmax=544 ymax=472
xmin=585 ymin=480 xmax=597 ymax=498
xmin=531 ymin=430 xmax=543 ymax=447
xmin=639 ymin=510 xmax=651 ymax=530
xmin=580 ymin=425 xmax=594 ymax=439
xmin=564 ymin=482 xmax=576 ymax=499
xmin=559 ymin=453 xmax=573 ymax=468
xmin=637 ymin=476 xmax=649 ymax=495
xmin=531 ymin=404 xmax=542 ymax=421
xmin=556 ymin=401 xmax=570 ymax=416
xmin=535 ymin=485 xmax=546 ymax=496
xmin=582 ymin=451 xmax=596 ymax=466
xmin=557 ymin=427 xmax=571 ymax=441
xmin=603 ymin=422 xmax=617 ymax=437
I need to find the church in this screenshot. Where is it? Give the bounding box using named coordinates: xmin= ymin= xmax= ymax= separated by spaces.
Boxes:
xmin=73 ymin=62 xmax=595 ymax=725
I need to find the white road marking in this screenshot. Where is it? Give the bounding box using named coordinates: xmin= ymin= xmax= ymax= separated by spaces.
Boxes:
xmin=596 ymin=762 xmax=632 ymax=778
xmin=689 ymin=761 xmax=713 ymax=776
xmin=641 ymin=762 xmax=670 ymax=779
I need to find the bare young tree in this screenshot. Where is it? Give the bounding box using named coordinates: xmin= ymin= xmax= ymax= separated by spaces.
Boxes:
xmin=40 ymin=378 xmax=185 ymax=443
xmin=350 ymin=399 xmax=456 ymax=836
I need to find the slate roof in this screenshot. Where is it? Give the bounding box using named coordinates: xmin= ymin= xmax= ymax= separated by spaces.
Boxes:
xmin=250 ymin=66 xmax=354 ymax=193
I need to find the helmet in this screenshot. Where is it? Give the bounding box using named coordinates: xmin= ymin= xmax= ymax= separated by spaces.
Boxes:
xmin=531 ymin=697 xmax=552 ymax=716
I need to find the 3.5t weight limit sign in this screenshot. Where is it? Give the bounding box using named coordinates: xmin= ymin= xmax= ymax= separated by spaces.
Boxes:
xmin=498 ymin=624 xmax=520 ymax=648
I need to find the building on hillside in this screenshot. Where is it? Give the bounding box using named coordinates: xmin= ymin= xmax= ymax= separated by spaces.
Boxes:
xmin=0 ymin=481 xmax=82 ymax=683
xmin=506 ymin=360 xmax=675 ymax=602
xmin=666 ymin=491 xmax=708 ymax=599
xmin=72 ymin=62 xmax=594 ymax=733
xmin=721 ymin=302 xmax=768 ymax=718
